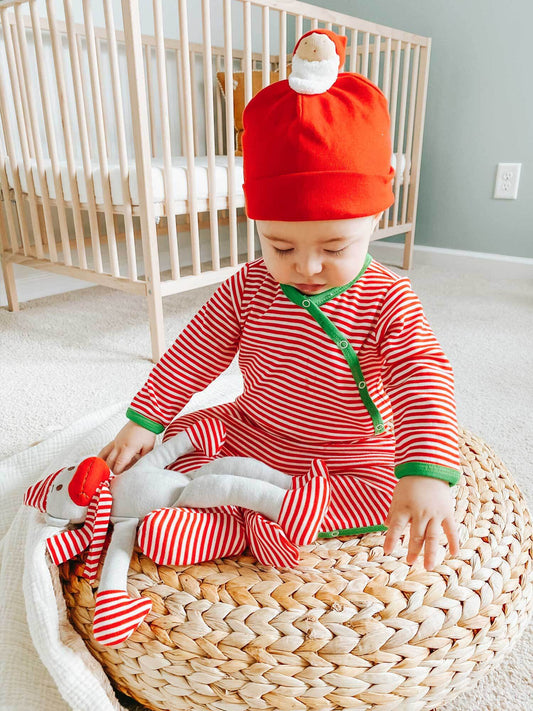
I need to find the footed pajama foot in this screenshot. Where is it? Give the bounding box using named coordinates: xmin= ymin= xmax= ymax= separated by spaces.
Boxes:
xmin=138 ymin=507 xmax=247 ymax=566
xmin=93 ymin=590 xmax=152 ymax=647
xmin=243 ymin=510 xmax=300 ymax=567
xmin=185 ymin=418 xmax=226 ymax=458
xmin=278 ymin=459 xmax=331 ymax=545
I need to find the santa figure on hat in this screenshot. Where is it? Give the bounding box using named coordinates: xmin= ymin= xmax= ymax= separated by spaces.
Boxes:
xmin=288 ymin=29 xmax=348 ymax=95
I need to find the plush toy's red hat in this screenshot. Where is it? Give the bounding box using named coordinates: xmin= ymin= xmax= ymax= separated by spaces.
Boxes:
xmin=242 ymin=30 xmax=395 ymax=221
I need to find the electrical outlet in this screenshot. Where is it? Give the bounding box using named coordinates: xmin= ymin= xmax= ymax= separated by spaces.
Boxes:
xmin=494 ymin=163 xmax=521 ymax=199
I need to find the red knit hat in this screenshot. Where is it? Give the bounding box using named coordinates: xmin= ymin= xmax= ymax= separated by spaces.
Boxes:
xmin=242 ymin=29 xmax=395 ymax=221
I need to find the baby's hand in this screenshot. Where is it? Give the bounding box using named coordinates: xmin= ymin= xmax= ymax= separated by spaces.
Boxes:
xmin=98 ymin=421 xmax=156 ymax=475
xmin=383 ymin=476 xmax=460 ymax=570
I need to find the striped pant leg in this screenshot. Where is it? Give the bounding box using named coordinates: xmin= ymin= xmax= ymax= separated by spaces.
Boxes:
xmin=322 ymin=463 xmax=397 ymax=533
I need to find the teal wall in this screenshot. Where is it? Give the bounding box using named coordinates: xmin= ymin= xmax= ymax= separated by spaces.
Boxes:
xmin=308 ymin=0 xmax=532 ymax=258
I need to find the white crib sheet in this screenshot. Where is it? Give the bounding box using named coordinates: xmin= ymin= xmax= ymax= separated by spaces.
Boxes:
xmin=4 ymin=153 xmax=406 ymax=208
xmin=5 ymin=155 xmax=245 ymax=207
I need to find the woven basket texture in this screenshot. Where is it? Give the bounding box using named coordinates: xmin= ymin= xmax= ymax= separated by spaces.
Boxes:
xmin=59 ymin=427 xmax=533 ymax=711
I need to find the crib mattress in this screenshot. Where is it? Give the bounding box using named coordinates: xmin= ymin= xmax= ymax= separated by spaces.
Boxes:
xmin=4 ymin=153 xmax=406 ymax=208
xmin=4 ymin=155 xmax=245 ymax=207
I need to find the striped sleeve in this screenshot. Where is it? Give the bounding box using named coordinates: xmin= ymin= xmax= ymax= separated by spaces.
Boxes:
xmin=375 ymin=278 xmax=461 ymax=486
xmin=127 ymin=265 xmax=248 ymax=432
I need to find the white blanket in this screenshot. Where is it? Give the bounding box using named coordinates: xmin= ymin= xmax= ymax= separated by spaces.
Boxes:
xmin=0 ymin=369 xmax=242 ymax=710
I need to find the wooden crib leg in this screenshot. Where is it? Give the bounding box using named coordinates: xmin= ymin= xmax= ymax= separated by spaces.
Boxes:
xmin=146 ymin=285 xmax=165 ymax=363
xmin=1 ymin=256 xmax=19 ymax=312
xmin=402 ymin=229 xmax=415 ymax=270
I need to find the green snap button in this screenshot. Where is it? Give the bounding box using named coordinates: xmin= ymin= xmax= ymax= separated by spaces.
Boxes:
xmin=376 ymin=424 xmax=385 ymax=433
xmin=358 ymin=381 xmax=366 ymax=389
xmin=330 ymin=530 xmax=340 ymax=537
xmin=339 ymin=340 xmax=349 ymax=349
xmin=302 ymin=299 xmax=311 ymax=308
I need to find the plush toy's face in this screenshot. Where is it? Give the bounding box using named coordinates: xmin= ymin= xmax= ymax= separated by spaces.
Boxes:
xmin=24 ymin=457 xmax=111 ymax=526
xmin=44 ymin=465 xmax=89 ymax=525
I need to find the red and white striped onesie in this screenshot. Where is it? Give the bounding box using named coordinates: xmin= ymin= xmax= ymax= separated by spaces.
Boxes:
xmin=128 ymin=254 xmax=461 ymax=538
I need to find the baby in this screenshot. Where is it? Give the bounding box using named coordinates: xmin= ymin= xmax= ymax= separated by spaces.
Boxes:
xmin=100 ymin=29 xmax=461 ymax=573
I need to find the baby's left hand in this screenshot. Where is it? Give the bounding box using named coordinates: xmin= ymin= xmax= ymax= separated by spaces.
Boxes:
xmin=383 ymin=476 xmax=460 ymax=570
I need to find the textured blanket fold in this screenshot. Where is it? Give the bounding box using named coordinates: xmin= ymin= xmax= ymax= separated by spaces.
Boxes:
xmin=0 ymin=365 xmax=242 ymax=710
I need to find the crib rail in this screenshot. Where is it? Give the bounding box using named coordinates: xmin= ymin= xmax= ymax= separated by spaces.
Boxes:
xmin=0 ymin=0 xmax=431 ymax=361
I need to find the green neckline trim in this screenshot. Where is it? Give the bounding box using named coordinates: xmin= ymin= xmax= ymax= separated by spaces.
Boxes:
xmin=318 ymin=523 xmax=387 ymax=538
xmin=281 ymin=254 xmax=385 ymax=435
xmin=280 ymin=252 xmax=372 ymax=307
xmin=126 ymin=407 xmax=165 ymax=434
xmin=395 ymin=462 xmax=461 ymax=487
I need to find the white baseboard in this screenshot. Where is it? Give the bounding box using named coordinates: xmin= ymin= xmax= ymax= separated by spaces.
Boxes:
xmin=3 ymin=241 xmax=532 ymax=307
xmin=374 ymin=240 xmax=533 ymax=265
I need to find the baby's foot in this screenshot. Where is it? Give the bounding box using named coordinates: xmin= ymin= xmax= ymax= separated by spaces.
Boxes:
xmin=277 ymin=459 xmax=330 ymax=546
xmin=243 ymin=509 xmax=300 ymax=567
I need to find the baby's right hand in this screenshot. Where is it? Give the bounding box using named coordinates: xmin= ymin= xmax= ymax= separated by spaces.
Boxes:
xmin=98 ymin=421 xmax=156 ymax=475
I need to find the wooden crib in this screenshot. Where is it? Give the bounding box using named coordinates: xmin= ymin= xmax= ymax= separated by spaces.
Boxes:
xmin=0 ymin=0 xmax=431 ymax=362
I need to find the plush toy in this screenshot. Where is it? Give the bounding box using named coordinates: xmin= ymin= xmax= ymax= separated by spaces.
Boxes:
xmin=24 ymin=418 xmax=330 ymax=647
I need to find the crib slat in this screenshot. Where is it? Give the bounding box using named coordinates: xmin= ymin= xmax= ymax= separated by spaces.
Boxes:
xmin=103 ymin=0 xmax=137 ymax=281
xmin=243 ymin=0 xmax=254 ymax=261
xmin=121 ymin=0 xmax=164 ymax=361
xmin=392 ymin=42 xmax=410 ymax=228
xmin=311 ymin=18 xmax=318 ymax=31
xmin=82 ymin=0 xmax=120 ymax=277
xmin=178 ymin=0 xmax=201 ymax=274
xmin=14 ymin=5 xmax=56 ymax=260
xmin=154 ymin=0 xmax=180 ymax=280
xmin=296 ymin=14 xmax=303 ymax=42
xmin=215 ymin=53 xmax=224 ymax=156
xmin=201 ymin=0 xmax=220 ymax=271
xmin=0 ymin=12 xmax=32 ymax=256
xmin=12 ymin=5 xmax=56 ymax=261
xmin=63 ymin=0 xmax=103 ymax=273
xmin=262 ymin=6 xmax=269 ymax=89
xmin=0 ymin=150 xmax=21 ymax=255
xmin=279 ymin=10 xmax=287 ymax=80
xmin=384 ymin=39 xmax=401 ymax=230
xmin=371 ymin=34 xmax=380 ymax=85
xmin=361 ymin=31 xmax=370 ymax=77
xmin=175 ymin=49 xmax=188 ymax=157
xmin=402 ymin=44 xmax=420 ymax=226
xmin=144 ymin=45 xmax=157 ymax=158
xmin=349 ymin=28 xmax=358 ymax=73
xmin=383 ymin=36 xmax=392 ymax=104
xmin=8 ymin=22 xmax=35 ymax=159
xmin=403 ymin=41 xmax=431 ymax=270
xmin=29 ymin=0 xmax=72 ymax=266
xmin=189 ymin=49 xmax=199 ymax=155
xmin=46 ymin=0 xmax=87 ymax=270
xmin=222 ymin=0 xmax=238 ymax=266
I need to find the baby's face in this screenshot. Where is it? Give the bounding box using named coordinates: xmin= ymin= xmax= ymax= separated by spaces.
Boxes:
xmin=257 ymin=215 xmax=381 ymax=294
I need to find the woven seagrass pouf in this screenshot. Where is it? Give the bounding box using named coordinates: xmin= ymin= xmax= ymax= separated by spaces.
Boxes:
xmin=59 ymin=427 xmax=533 ymax=711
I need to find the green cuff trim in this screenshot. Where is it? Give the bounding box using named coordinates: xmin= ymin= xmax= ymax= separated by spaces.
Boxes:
xmin=318 ymin=524 xmax=387 ymax=538
xmin=395 ymin=462 xmax=461 ymax=487
xmin=126 ymin=407 xmax=165 ymax=434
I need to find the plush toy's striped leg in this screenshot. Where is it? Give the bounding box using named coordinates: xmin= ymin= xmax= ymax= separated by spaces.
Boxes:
xmin=138 ymin=507 xmax=246 ymax=566
xmin=92 ymin=518 xmax=152 ymax=648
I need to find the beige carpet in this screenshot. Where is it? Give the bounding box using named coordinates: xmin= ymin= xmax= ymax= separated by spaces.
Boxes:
xmin=1 ymin=242 xmax=532 ymax=710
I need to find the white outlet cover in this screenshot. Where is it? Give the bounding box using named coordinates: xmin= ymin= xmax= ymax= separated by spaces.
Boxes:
xmin=494 ymin=162 xmax=521 ymax=199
